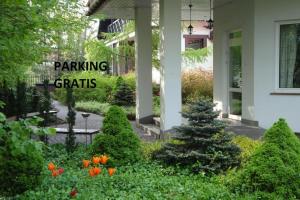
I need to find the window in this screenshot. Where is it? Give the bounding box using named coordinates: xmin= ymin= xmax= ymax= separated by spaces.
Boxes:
xmin=184 ymin=35 xmax=208 ymax=50
xmin=279 ymin=23 xmax=300 ymax=88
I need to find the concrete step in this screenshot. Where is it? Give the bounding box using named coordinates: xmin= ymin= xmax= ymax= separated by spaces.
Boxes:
xmin=137 ymin=123 xmax=161 ymax=139
xmin=153 ymin=117 xmax=160 ymax=126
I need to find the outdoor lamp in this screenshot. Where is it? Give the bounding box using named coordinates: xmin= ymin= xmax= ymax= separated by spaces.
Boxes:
xmin=81 ymin=113 xmax=90 ymax=147
xmin=188 ymin=1 xmax=193 ymax=35
xmin=188 ymin=24 xmax=194 ymax=35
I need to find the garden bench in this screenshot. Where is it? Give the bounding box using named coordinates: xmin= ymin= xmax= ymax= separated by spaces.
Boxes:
xmin=54 ymin=128 xmax=100 ymax=145
xmin=26 ymin=110 xmax=58 ymax=118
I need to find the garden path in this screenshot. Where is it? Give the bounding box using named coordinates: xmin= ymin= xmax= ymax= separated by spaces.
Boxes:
xmin=48 ymin=101 xmax=156 ymax=144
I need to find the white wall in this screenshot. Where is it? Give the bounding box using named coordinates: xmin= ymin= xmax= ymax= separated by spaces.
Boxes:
xmin=213 ymin=0 xmax=255 ymax=121
xmin=253 ymin=0 xmax=300 ymax=132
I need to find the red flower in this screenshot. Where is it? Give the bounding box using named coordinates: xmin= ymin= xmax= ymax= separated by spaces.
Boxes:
xmin=70 ymin=188 xmax=77 ymax=198
xmin=58 ymin=168 xmax=64 ymax=175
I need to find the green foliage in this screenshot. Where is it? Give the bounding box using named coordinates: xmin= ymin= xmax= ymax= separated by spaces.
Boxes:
xmin=85 ymin=39 xmax=113 ymax=62
xmin=75 ymin=101 xmax=111 ymax=115
xmin=16 ymin=80 xmax=28 ymax=119
xmin=17 ymin=157 xmax=235 ymax=200
xmin=182 ymin=68 xmax=213 ymax=103
xmin=53 ymin=72 xmax=117 ymax=103
xmin=112 ymin=77 xmax=135 ymax=106
xmin=182 ymin=47 xmax=212 ymax=63
xmin=155 ymin=98 xmax=241 ymax=174
xmin=141 ymin=141 xmax=165 ymax=161
xmin=101 ymin=106 xmax=132 ymax=136
xmin=39 ymin=80 xmax=52 ymax=143
xmin=0 ymin=81 xmax=16 ymax=117
xmin=231 ymin=119 xmax=300 ymax=199
xmin=91 ymin=106 xmax=141 ymax=165
xmin=0 ymin=0 xmax=88 ymax=85
xmin=0 ymin=113 xmax=55 ymax=196
xmin=232 ymin=136 xmax=262 ymax=165
xmin=65 ymin=87 xmax=77 ymax=153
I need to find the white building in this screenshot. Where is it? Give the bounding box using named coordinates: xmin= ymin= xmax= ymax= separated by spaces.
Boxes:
xmin=87 ymin=0 xmax=300 ymax=133
xmin=214 ymin=0 xmax=300 ymax=132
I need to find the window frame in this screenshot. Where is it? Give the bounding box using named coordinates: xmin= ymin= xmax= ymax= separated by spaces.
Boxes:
xmin=275 ymin=19 xmax=300 ymax=93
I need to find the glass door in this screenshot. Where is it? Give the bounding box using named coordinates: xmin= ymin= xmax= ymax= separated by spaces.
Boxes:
xmin=228 ymin=30 xmax=242 ymax=120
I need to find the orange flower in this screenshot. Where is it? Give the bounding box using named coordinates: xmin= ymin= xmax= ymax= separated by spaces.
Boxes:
xmin=89 ymin=168 xmax=95 ymax=177
xmin=108 ymin=168 xmax=116 ymax=176
xmin=82 ymin=160 xmax=90 ymax=168
xmin=48 ymin=162 xmax=56 ymax=171
xmin=100 ymin=155 xmax=109 ymax=164
xmin=92 ymin=156 xmax=101 ymax=164
xmin=52 ymin=170 xmax=59 ymax=177
xmin=93 ymin=167 xmax=101 ymax=175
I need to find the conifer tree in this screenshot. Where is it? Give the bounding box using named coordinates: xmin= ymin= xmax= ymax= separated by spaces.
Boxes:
xmin=155 ymin=98 xmax=240 ymax=174
xmin=39 ymin=79 xmax=52 ymax=144
xmin=65 ymin=87 xmax=77 ymax=153
xmin=112 ymin=77 xmax=134 ymax=106
xmin=16 ymin=80 xmax=27 ymax=120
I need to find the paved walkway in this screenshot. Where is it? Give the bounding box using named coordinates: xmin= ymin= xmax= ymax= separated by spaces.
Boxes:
xmin=49 ymin=101 xmax=269 ymax=144
xmin=48 ymin=101 xmax=155 ymax=144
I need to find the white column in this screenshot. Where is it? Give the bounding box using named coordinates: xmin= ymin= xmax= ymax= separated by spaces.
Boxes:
xmin=159 ymin=0 xmax=182 ymax=131
xmin=135 ymin=1 xmax=153 ymax=124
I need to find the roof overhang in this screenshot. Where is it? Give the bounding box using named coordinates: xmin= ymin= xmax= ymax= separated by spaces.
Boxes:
xmin=86 ymin=0 xmax=221 ymax=21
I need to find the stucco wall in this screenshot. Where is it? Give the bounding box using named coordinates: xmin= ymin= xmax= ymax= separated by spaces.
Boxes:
xmin=253 ymin=0 xmax=300 ymax=132
xmin=213 ymin=0 xmax=255 ymax=121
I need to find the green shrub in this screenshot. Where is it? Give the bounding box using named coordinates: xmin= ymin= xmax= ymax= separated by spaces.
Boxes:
xmin=231 ymin=119 xmax=300 ymax=199
xmin=91 ymin=106 xmax=141 ymax=165
xmin=75 ymin=101 xmax=111 ymax=114
xmin=232 ymin=136 xmax=262 ymax=165
xmin=141 ymin=141 xmax=165 ymax=161
xmin=112 ymin=77 xmax=135 ymax=106
xmin=182 ymin=69 xmax=213 ymax=103
xmin=101 ymin=106 xmax=132 ymax=135
xmin=155 ymin=98 xmax=241 ymax=174
xmin=53 ymin=72 xmax=117 ymax=103
xmin=0 ymin=114 xmax=45 ymax=196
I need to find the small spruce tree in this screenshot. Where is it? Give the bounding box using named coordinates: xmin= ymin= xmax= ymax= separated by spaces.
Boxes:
xmin=112 ymin=77 xmax=134 ymax=106
xmin=155 ymin=98 xmax=241 ymax=174
xmin=65 ymin=87 xmax=77 ymax=153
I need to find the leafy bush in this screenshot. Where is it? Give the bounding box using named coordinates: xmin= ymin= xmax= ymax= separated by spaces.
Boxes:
xmin=141 ymin=141 xmax=165 ymax=161
xmin=155 ymin=98 xmax=241 ymax=174
xmin=232 ymin=136 xmax=262 ymax=165
xmin=182 ymin=69 xmax=213 ymax=103
xmin=53 ymin=72 xmax=117 ymax=103
xmin=75 ymin=100 xmax=160 ymax=120
xmin=91 ymin=106 xmax=141 ymax=165
xmin=0 ymin=114 xmax=53 ymax=196
xmin=75 ymin=101 xmax=111 ymax=115
xmin=231 ymin=119 xmax=300 ymax=198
